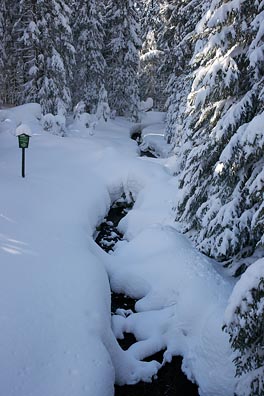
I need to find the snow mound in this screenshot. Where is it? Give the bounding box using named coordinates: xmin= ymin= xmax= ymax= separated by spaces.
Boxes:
xmin=107 ymin=223 xmax=236 ymax=395
xmin=0 ymin=103 xmax=42 ymax=136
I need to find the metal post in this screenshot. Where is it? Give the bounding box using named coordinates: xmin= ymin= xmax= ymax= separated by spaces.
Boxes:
xmin=22 ymin=147 xmax=25 ymax=178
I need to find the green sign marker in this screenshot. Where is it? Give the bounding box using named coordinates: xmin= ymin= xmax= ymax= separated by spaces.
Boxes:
xmin=17 ymin=133 xmax=31 ymax=178
xmin=18 ymin=133 xmax=30 ymax=149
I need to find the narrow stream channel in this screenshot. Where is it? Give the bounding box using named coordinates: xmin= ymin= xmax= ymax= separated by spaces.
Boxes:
xmin=130 ymin=128 xmax=157 ymax=158
xmin=95 ymin=193 xmax=199 ymax=396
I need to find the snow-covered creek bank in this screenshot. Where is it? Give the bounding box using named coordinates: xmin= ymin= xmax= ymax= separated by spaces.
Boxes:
xmin=130 ymin=113 xmax=170 ymax=159
xmin=94 ymin=197 xmax=199 ymax=396
xmin=130 ymin=128 xmax=156 ymax=158
xmin=0 ymin=104 xmax=237 ymax=396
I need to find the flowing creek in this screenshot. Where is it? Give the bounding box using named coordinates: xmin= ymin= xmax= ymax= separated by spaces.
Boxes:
xmin=95 ymin=194 xmax=199 ymax=396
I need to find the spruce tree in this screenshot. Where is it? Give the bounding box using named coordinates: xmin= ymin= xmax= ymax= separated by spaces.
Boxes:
xmin=140 ymin=0 xmax=163 ymax=42
xmin=224 ymin=259 xmax=264 ymax=395
xmin=162 ymin=0 xmax=208 ymax=143
xmin=140 ymin=31 xmax=164 ymax=109
xmin=72 ymin=0 xmax=106 ymax=113
xmin=14 ymin=0 xmax=40 ymax=105
xmin=0 ymin=3 xmax=4 ymax=104
xmin=0 ymin=1 xmax=20 ymax=105
xmin=15 ymin=0 xmax=75 ymax=115
xmin=105 ymin=0 xmax=141 ymax=121
xmin=139 ymin=0 xmax=165 ymax=110
xmin=174 ymin=0 xmax=264 ymax=271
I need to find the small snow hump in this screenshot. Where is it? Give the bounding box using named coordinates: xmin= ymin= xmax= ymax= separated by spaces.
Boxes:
xmin=15 ymin=123 xmax=33 ymax=137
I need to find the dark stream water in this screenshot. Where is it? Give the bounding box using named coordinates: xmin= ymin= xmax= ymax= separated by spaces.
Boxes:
xmin=95 ymin=194 xmax=199 ymax=396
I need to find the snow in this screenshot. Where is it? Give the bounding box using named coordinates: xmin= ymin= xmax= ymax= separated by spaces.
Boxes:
xmin=15 ymin=124 xmax=33 ymax=137
xmin=108 ymin=226 xmax=236 ymax=395
xmin=139 ymin=97 xmax=154 ymax=112
xmin=0 ymin=104 xmax=42 ymax=136
xmin=129 ymin=111 xmax=169 ymax=158
xmin=41 ymin=113 xmax=66 ymax=136
xmin=214 ymin=161 xmax=224 ymax=175
xmin=0 ymin=120 xmax=115 ymax=396
xmin=207 ymin=0 xmax=247 ymax=28
xmin=140 ymin=124 xmax=171 ymax=158
xmin=0 ymin=104 xmax=237 ymax=396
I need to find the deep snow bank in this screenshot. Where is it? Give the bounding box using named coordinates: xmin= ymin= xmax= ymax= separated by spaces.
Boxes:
xmin=0 ymin=105 xmax=159 ymax=396
xmin=0 ymin=104 xmax=237 ymax=396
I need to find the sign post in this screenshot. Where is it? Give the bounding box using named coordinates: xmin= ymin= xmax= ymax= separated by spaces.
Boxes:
xmin=16 ymin=125 xmax=32 ymax=178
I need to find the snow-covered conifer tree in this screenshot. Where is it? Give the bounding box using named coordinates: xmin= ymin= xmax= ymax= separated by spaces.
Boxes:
xmin=175 ymin=0 xmax=264 ymax=272
xmin=0 ymin=1 xmax=20 ymax=105
xmin=0 ymin=4 xmax=5 ymax=103
xmin=140 ymin=30 xmax=163 ymax=107
xmin=15 ymin=0 xmax=75 ymax=115
xmin=0 ymin=5 xmax=4 ymax=63
xmin=139 ymin=0 xmax=165 ymax=110
xmin=14 ymin=0 xmax=40 ymax=105
xmin=73 ymin=0 xmax=106 ymax=113
xmin=160 ymin=0 xmax=208 ymax=143
xmin=105 ymin=0 xmax=141 ymax=121
xmin=96 ymin=85 xmax=110 ymax=121
xmin=224 ymin=258 xmax=264 ymax=395
xmin=140 ymin=0 xmax=163 ymax=42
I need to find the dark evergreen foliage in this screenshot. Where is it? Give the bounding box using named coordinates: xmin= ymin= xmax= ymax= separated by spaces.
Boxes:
xmin=224 ymin=269 xmax=264 ymax=395
xmin=139 ymin=0 xmax=166 ymax=110
xmin=72 ymin=0 xmax=106 ymax=113
xmin=172 ymin=0 xmax=264 ymax=272
xmin=15 ymin=0 xmax=75 ymax=115
xmin=104 ymin=0 xmax=141 ymax=121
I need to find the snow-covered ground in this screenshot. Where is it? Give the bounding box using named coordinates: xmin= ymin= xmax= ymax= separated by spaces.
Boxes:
xmin=139 ymin=111 xmax=171 ymax=158
xmin=0 ymin=104 xmax=236 ymax=396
